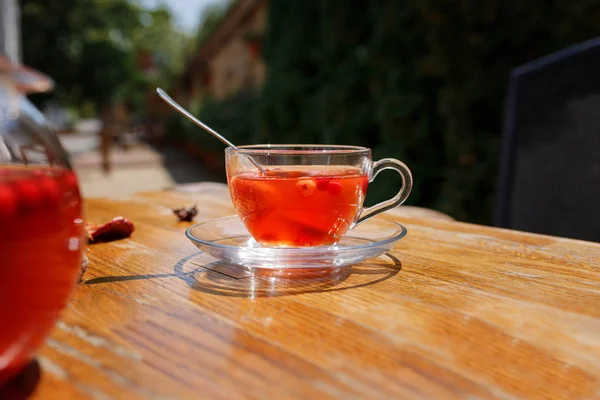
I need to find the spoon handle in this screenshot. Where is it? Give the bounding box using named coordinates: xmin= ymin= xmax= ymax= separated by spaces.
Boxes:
xmin=156 ymin=88 xmax=267 ymax=175
xmin=156 ymin=88 xmax=236 ymax=149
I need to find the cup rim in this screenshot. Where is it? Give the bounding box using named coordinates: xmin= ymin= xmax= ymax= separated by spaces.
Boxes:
xmin=225 ymin=144 xmax=370 ymax=155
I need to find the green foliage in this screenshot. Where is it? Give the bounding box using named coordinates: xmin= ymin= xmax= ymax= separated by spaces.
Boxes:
xmin=197 ymin=92 xmax=259 ymax=146
xmin=20 ymin=0 xmax=190 ymax=115
xmin=256 ymin=0 xmax=600 ymax=224
xmin=21 ymin=0 xmax=140 ymax=108
xmin=134 ymin=5 xmax=193 ymax=85
xmin=165 ymin=104 xmax=194 ymax=143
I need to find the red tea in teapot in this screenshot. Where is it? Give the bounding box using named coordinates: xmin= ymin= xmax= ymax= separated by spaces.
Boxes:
xmin=0 ymin=166 xmax=83 ymax=382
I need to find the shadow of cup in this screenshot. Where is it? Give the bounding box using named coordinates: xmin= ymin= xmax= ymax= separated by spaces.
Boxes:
xmin=83 ymin=251 xmax=403 ymax=300
xmin=175 ymin=252 xmax=402 ymax=298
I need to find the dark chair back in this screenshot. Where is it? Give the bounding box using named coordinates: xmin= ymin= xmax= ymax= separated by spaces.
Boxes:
xmin=496 ymin=37 xmax=600 ymax=242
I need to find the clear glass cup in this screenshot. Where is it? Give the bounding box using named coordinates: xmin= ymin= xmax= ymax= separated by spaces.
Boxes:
xmin=226 ymin=145 xmax=412 ymax=247
xmin=0 ymin=57 xmax=84 ymax=383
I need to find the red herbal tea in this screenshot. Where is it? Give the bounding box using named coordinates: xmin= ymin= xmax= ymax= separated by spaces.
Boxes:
xmin=229 ymin=166 xmax=369 ymax=246
xmin=0 ymin=166 xmax=83 ymax=382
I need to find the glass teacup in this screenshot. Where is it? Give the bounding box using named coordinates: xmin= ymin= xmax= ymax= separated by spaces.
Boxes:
xmin=226 ymin=145 xmax=412 ymax=247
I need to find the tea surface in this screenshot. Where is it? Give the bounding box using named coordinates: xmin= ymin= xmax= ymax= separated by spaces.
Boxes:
xmin=229 ymin=166 xmax=368 ymax=246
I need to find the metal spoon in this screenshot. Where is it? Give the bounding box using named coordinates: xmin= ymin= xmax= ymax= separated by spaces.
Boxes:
xmin=156 ymin=88 xmax=267 ymax=175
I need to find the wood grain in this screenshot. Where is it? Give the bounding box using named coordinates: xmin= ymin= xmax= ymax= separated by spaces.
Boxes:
xmin=27 ymin=183 xmax=600 ymax=399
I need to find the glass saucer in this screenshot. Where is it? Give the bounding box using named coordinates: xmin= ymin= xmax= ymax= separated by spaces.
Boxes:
xmin=185 ymin=215 xmax=407 ymax=269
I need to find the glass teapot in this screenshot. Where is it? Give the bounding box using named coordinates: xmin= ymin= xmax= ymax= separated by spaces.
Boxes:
xmin=0 ymin=56 xmax=84 ymax=384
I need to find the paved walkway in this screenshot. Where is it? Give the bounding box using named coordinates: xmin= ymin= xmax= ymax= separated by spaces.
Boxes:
xmin=59 ymin=134 xmax=225 ymax=198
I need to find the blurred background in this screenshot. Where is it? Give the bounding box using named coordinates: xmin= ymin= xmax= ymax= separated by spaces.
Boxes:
xmin=8 ymin=0 xmax=600 ymax=226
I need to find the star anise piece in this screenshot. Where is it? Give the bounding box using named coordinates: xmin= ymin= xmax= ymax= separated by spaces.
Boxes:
xmin=173 ymin=205 xmax=198 ymax=222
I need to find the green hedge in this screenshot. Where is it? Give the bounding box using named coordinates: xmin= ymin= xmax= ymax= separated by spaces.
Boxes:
xmin=179 ymin=1 xmax=600 ymax=224
xmin=258 ymin=1 xmax=600 ymax=224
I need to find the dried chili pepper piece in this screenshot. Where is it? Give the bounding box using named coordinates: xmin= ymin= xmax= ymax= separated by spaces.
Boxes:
xmin=86 ymin=216 xmax=135 ymax=243
xmin=173 ymin=205 xmax=198 ymax=222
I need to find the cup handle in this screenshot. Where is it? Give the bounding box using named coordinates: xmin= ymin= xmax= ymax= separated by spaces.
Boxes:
xmin=356 ymin=158 xmax=413 ymax=224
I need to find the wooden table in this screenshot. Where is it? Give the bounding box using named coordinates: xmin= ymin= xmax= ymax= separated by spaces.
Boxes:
xmin=29 ymin=183 xmax=600 ymax=399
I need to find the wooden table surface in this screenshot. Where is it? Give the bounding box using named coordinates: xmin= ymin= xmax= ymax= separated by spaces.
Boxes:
xmin=29 ymin=183 xmax=600 ymax=400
